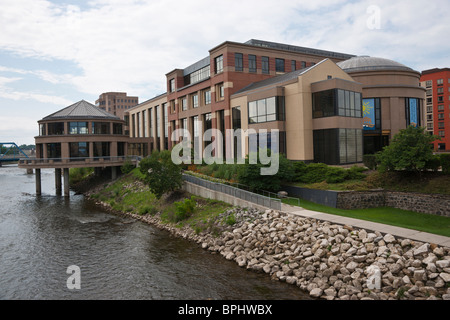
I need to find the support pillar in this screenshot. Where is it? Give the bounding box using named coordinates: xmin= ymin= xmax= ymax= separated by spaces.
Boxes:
xmin=36 ymin=168 xmax=41 ymax=196
xmin=55 ymin=168 xmax=62 ymax=195
xmin=63 ymin=168 xmax=70 ymax=197
xmin=111 ymin=166 xmax=117 ymax=180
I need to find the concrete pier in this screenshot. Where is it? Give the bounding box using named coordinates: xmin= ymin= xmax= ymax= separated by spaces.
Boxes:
xmin=55 ymin=168 xmax=62 ymax=195
xmin=63 ymin=168 xmax=70 ymax=197
xmin=35 ymin=169 xmax=41 ymax=196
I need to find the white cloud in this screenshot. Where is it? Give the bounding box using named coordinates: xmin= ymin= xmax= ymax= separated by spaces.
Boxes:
xmin=0 ymin=0 xmax=449 ymax=103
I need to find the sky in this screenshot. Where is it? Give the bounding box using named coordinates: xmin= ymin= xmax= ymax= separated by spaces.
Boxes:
xmin=0 ymin=0 xmax=449 ymax=146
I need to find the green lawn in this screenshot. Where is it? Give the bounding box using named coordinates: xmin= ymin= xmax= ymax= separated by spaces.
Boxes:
xmin=282 ymin=197 xmax=450 ymax=237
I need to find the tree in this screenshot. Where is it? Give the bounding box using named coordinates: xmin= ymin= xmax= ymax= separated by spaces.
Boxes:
xmin=376 ymin=125 xmax=439 ymax=174
xmin=237 ymin=149 xmax=294 ymax=192
xmin=139 ymin=150 xmax=183 ymax=199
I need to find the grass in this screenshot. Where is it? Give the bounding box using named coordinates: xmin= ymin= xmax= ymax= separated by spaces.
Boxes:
xmin=91 ymin=168 xmax=232 ymax=234
xmin=282 ymin=197 xmax=450 ymax=237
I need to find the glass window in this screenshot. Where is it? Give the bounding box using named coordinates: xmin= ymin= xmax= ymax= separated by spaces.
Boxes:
xmin=39 ymin=124 xmax=46 ymax=136
xmin=275 ymin=58 xmax=285 ymax=72
xmin=204 ymin=113 xmax=212 ymax=131
xmin=215 ymin=55 xmax=223 ymax=74
xmin=204 ymin=89 xmax=211 ymax=105
xmin=266 ymin=97 xmax=276 ymax=122
xmin=313 ymin=89 xmax=335 ymax=118
xmin=301 ymin=61 xmax=306 ymax=69
xmin=192 ymin=94 xmax=198 ymax=108
xmin=47 ymin=122 xmax=64 ymax=135
xmin=257 ymin=99 xmax=266 ymax=123
xmin=92 ymin=122 xmax=110 ymax=134
xmin=235 ymin=53 xmax=243 ymax=71
xmin=248 ymin=55 xmax=256 ymax=73
xmin=291 ymin=60 xmax=296 ymax=71
xmin=113 ymin=123 xmax=123 ymax=135
xmin=181 ymin=97 xmax=187 ymax=111
xmin=169 ymin=78 xmax=175 ymax=92
xmin=262 ymin=57 xmax=269 ymax=74
xmin=249 ymin=101 xmax=257 ymax=124
xmin=69 ymin=142 xmax=89 ymax=158
xmin=69 ymin=122 xmax=88 ymax=135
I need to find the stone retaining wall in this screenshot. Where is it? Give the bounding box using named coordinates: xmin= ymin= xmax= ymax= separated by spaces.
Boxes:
xmin=336 ymin=191 xmax=450 ymax=217
xmin=283 ymin=185 xmax=450 ymax=217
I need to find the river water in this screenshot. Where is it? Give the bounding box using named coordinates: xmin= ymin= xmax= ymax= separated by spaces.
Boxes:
xmin=0 ymin=165 xmax=309 ymax=300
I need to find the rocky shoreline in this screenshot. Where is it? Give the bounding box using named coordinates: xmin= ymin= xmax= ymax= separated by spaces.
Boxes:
xmin=90 ymin=194 xmax=450 ymax=300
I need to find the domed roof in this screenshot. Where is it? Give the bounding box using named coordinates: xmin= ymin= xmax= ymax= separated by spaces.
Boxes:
xmin=337 ymin=56 xmax=415 ymax=73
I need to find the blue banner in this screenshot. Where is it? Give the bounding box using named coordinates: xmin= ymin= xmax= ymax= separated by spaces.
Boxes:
xmin=363 ymin=99 xmax=376 ymax=131
xmin=409 ymin=98 xmax=418 ymax=127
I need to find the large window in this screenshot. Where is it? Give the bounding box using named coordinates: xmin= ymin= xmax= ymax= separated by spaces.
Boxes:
xmin=215 ymin=55 xmax=223 ymax=74
xmin=313 ymin=89 xmax=362 ymax=118
xmin=47 ymin=143 xmax=61 ymax=159
xmin=93 ymin=142 xmax=110 ymax=158
xmin=262 ymin=57 xmax=269 ymax=74
xmin=69 ymin=142 xmax=89 ymax=158
xmin=69 ymin=122 xmax=88 ymax=135
xmin=235 ymin=53 xmax=243 ymax=71
xmin=47 ymin=122 xmax=64 ymax=135
xmin=275 ymin=58 xmax=285 ymax=73
xmin=248 ymin=97 xmax=285 ymax=124
xmin=185 ymin=66 xmax=210 ymax=86
xmin=249 ymin=55 xmax=257 ymax=73
xmin=204 ymin=89 xmax=211 ymax=105
xmin=313 ymin=129 xmax=363 ymax=165
xmin=92 ymin=122 xmax=110 ymax=134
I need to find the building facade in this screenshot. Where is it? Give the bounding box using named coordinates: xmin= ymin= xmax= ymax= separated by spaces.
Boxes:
xmin=337 ymin=56 xmax=426 ymax=154
xmin=96 ymin=92 xmax=139 ymax=120
xmin=126 ymin=39 xmax=355 ymax=163
xmin=36 ymin=100 xmax=128 ymax=161
xmin=420 ymin=68 xmax=450 ymax=151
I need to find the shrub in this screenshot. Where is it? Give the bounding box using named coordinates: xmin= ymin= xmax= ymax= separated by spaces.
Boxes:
xmin=121 ymin=159 xmax=135 ymax=174
xmin=440 ymin=154 xmax=450 ymax=174
xmin=325 ymin=167 xmax=348 ymax=183
xmin=425 ymin=155 xmax=441 ymax=172
xmin=363 ymin=154 xmax=378 ymax=170
xmin=171 ymin=197 xmax=196 ymax=222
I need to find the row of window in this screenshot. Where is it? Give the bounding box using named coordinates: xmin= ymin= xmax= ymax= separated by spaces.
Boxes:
xmin=131 ymin=104 xmax=170 ymax=139
xmin=39 ymin=122 xmax=123 ymax=136
xmin=248 ymin=97 xmax=285 ymax=124
xmin=235 ymin=53 xmax=312 ymax=74
xmin=175 ymin=83 xmax=224 ymax=113
xmin=313 ymin=89 xmax=363 ymax=118
xmin=425 ymin=79 xmax=450 ymax=87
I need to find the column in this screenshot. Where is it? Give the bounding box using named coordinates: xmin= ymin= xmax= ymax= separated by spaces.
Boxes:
xmin=55 ymin=168 xmax=62 ymax=195
xmin=36 ymin=168 xmax=42 ymax=196
xmin=63 ymin=168 xmax=70 ymax=197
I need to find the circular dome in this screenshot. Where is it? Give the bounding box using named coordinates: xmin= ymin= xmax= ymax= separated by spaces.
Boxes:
xmin=337 ymin=56 xmax=415 ymax=73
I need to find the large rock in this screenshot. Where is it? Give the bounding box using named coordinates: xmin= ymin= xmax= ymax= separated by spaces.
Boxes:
xmin=309 ymin=288 xmax=323 ymax=298
xmin=413 ymin=243 xmax=430 ymax=256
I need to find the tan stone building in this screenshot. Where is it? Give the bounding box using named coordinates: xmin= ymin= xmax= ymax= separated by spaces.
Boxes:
xmin=337 ymin=56 xmax=425 ymax=154
xmin=96 ymin=92 xmax=139 ymax=120
xmin=231 ymin=58 xmax=363 ymax=164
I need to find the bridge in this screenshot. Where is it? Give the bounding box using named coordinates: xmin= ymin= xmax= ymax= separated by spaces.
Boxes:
xmin=0 ymin=142 xmax=30 ymax=165
xmin=18 ymin=156 xmax=140 ymax=197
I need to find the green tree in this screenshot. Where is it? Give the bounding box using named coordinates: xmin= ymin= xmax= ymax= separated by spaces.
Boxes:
xmin=237 ymin=149 xmax=294 ymax=192
xmin=139 ymin=150 xmax=183 ymax=199
xmin=376 ymin=125 xmax=439 ymax=174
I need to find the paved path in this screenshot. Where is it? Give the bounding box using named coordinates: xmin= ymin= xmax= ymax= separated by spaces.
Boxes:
xmin=281 ymin=204 xmax=450 ymax=248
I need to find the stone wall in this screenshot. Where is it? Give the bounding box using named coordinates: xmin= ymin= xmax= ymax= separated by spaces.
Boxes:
xmin=336 ymin=190 xmax=450 ymax=217
xmin=282 ymin=185 xmax=450 ymax=217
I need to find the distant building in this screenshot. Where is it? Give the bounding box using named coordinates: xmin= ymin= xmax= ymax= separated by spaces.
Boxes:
xmin=95 ymin=92 xmax=139 ymax=120
xmin=420 ymin=68 xmax=450 ymax=151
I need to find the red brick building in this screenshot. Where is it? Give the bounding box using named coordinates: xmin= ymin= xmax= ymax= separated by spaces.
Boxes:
xmin=421 ymin=68 xmax=450 ymax=151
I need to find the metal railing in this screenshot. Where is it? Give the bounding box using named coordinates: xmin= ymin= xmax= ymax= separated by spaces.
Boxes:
xmin=182 ymin=173 xmax=282 ymax=210
xmin=18 ymin=155 xmax=141 ymax=167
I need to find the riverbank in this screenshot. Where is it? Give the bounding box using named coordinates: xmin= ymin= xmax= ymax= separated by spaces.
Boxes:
xmin=82 ymin=171 xmax=450 ymax=300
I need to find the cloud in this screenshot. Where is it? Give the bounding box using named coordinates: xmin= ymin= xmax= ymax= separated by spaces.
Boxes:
xmin=0 ymin=0 xmax=449 ymax=104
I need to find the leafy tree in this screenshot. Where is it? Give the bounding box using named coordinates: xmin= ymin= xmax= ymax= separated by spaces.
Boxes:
xmin=376 ymin=125 xmax=438 ymax=174
xmin=139 ymin=150 xmax=183 ymax=199
xmin=237 ymin=149 xmax=294 ymax=192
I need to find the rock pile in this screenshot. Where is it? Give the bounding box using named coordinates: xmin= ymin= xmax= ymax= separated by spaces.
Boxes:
xmin=99 ymin=201 xmax=450 ymax=300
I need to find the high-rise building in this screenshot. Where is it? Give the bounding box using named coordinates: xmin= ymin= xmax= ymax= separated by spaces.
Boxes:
xmin=420 ymin=68 xmax=450 ymax=151
xmin=95 ymin=92 xmax=139 ymax=119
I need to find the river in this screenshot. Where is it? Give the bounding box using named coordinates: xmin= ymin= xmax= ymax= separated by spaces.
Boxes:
xmin=0 ymin=165 xmax=309 ymax=300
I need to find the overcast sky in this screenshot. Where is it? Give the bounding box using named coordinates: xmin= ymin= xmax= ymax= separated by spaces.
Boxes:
xmin=1 ymin=0 xmax=449 ymax=145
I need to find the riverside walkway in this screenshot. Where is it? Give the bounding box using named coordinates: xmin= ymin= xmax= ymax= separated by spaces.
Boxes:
xmin=281 ymin=203 xmax=450 ymax=248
